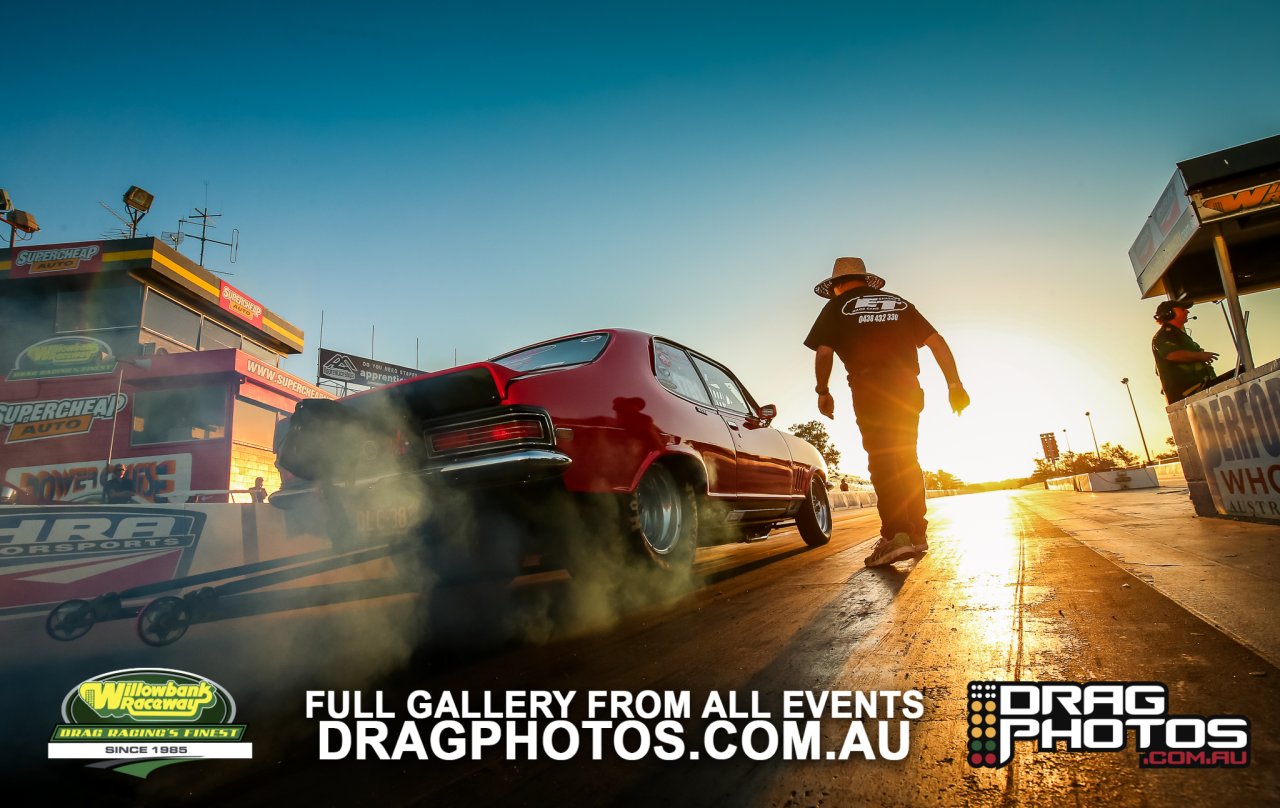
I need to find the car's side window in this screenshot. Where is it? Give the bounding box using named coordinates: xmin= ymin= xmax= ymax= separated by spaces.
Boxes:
xmin=653 ymin=341 xmax=712 ymax=405
xmin=691 ymin=357 xmax=751 ymax=416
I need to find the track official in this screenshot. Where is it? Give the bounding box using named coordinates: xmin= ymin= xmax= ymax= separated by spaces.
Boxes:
xmin=804 ymin=257 xmax=969 ymax=567
xmin=1151 ymin=298 xmax=1223 ymax=405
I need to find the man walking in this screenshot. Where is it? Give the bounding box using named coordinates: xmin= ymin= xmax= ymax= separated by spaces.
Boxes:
xmin=804 ymin=257 xmax=969 ymax=567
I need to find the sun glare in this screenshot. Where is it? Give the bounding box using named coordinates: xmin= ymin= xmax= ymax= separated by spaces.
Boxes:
xmin=929 ymin=492 xmax=1025 ymax=655
xmin=915 ymin=329 xmax=1103 ymax=483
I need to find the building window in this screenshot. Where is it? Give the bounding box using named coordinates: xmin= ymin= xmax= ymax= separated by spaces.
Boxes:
xmin=232 ymin=397 xmax=285 ymax=449
xmin=140 ymin=333 xmax=190 ymax=356
xmin=200 ymin=318 xmax=242 ymax=352
xmin=241 ymin=339 xmax=281 ymax=366
xmin=55 ymin=285 xmax=141 ymax=333
xmin=142 ymin=290 xmax=201 ymax=348
xmin=132 ymin=384 xmax=228 ymax=445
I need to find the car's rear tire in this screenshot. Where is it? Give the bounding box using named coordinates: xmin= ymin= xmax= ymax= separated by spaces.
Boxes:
xmin=797 ymin=473 xmax=832 ymax=547
xmin=625 ymin=463 xmax=697 ymax=569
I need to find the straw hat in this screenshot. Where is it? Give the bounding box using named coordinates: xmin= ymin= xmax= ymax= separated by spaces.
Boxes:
xmin=814 ymin=257 xmax=885 ymax=298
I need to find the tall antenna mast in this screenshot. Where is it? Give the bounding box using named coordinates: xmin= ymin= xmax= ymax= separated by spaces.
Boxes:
xmin=172 ymin=204 xmax=239 ymax=270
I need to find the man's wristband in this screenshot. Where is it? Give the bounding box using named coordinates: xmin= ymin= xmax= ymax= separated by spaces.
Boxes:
xmin=815 ymin=386 xmax=829 ymax=395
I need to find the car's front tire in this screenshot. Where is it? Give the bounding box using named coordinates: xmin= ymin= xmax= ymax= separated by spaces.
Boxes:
xmin=797 ymin=473 xmax=833 ymax=547
xmin=625 ymin=463 xmax=697 ymax=569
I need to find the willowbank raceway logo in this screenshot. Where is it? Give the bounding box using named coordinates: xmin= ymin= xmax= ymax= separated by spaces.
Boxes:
xmin=48 ymin=668 xmax=251 ymax=778
xmin=965 ymin=681 xmax=1250 ymax=769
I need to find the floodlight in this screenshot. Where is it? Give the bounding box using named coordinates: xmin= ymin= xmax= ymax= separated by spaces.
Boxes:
xmin=124 ymin=186 xmax=154 ymax=213
xmin=0 ymin=189 xmax=11 ymax=213
xmin=7 ymin=210 xmax=39 ymax=234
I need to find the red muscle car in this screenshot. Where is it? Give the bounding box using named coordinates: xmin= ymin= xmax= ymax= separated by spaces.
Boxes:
xmin=272 ymin=329 xmax=832 ymax=576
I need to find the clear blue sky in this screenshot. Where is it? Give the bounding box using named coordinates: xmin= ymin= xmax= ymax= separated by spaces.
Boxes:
xmin=8 ymin=1 xmax=1279 ymax=480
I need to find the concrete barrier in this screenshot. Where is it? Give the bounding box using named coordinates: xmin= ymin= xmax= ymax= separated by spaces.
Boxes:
xmin=1046 ymin=468 xmax=1160 ymax=492
xmin=1152 ymin=460 xmax=1187 ymax=488
xmin=828 ymin=488 xmax=958 ymax=511
xmin=831 ymin=490 xmax=877 ymax=510
xmin=1081 ymin=468 xmax=1158 ymax=491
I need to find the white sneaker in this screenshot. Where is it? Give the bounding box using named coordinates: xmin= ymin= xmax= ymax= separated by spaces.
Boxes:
xmin=864 ymin=533 xmax=915 ymax=567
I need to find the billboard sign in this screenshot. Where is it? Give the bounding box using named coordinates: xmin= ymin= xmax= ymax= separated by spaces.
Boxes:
xmin=1192 ymin=178 xmax=1280 ymax=224
xmin=1129 ymin=172 xmax=1198 ymax=294
xmin=0 ymin=507 xmax=205 ymax=617
xmin=236 ymin=354 xmax=330 ymax=400
xmin=0 ymin=393 xmax=127 ymax=444
xmin=7 ymin=336 xmax=116 ymax=381
xmin=319 ymin=348 xmax=420 ymax=388
xmin=8 ymin=241 xmax=105 ymax=279
xmin=219 ymin=280 xmax=265 ymax=328
xmin=1039 ymin=432 xmax=1059 ymax=461
xmin=1186 ymin=368 xmax=1280 ymax=522
xmin=4 ymin=453 xmax=194 ymax=504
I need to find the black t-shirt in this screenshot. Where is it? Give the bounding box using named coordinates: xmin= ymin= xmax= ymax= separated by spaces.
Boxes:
xmin=804 ymin=288 xmax=937 ymax=381
xmin=1152 ymin=324 xmax=1215 ymax=403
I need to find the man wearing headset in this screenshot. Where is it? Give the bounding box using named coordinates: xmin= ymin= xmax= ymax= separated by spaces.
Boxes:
xmin=1151 ymin=298 xmax=1222 ymax=405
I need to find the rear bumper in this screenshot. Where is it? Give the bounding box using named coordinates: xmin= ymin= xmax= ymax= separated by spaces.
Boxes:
xmin=432 ymin=448 xmax=572 ymax=485
xmin=270 ymin=448 xmax=572 ymax=509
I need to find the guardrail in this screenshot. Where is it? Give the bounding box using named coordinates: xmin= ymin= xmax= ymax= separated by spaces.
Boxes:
xmin=154 ymin=488 xmax=268 ymax=505
xmin=828 ymin=488 xmax=960 ymax=511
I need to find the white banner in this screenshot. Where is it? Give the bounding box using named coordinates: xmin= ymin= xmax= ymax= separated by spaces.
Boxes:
xmin=1187 ymin=368 xmax=1280 ymax=521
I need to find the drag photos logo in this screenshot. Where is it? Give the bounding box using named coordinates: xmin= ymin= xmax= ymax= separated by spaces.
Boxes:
xmin=966 ymin=681 xmax=1250 ymax=769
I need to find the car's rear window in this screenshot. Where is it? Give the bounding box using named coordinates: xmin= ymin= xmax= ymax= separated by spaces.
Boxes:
xmin=493 ymin=333 xmax=609 ymax=372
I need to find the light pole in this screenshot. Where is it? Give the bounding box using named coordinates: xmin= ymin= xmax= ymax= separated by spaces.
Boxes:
xmin=1120 ymin=378 xmax=1152 ymax=465
xmin=1061 ymin=428 xmax=1072 ymax=454
xmin=0 ymin=189 xmax=40 ymax=248
xmin=1085 ymin=411 xmax=1100 ymax=458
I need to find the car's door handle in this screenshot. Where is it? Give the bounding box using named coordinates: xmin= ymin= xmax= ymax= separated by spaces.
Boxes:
xmin=727 ymin=422 xmax=740 ymax=430
xmin=695 ymin=406 xmax=711 ymax=415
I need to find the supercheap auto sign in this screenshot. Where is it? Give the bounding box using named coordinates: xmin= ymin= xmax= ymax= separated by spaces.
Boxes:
xmin=9 ymin=242 xmax=104 ymax=279
xmin=0 ymin=394 xmax=126 ymax=444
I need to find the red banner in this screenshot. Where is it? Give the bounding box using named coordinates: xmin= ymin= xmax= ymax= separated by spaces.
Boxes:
xmin=9 ymin=241 xmax=105 ymax=279
xmin=218 ymin=280 xmax=265 ymax=328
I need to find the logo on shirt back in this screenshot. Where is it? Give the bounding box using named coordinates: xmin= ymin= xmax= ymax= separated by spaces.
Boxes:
xmin=843 ymin=295 xmax=908 ymax=322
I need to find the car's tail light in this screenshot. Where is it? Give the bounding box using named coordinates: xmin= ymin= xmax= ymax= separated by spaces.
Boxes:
xmin=428 ymin=416 xmax=549 ymax=456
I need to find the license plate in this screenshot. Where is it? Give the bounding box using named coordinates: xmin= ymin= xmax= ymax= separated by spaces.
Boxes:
xmin=354 ymin=504 xmax=419 ymax=537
